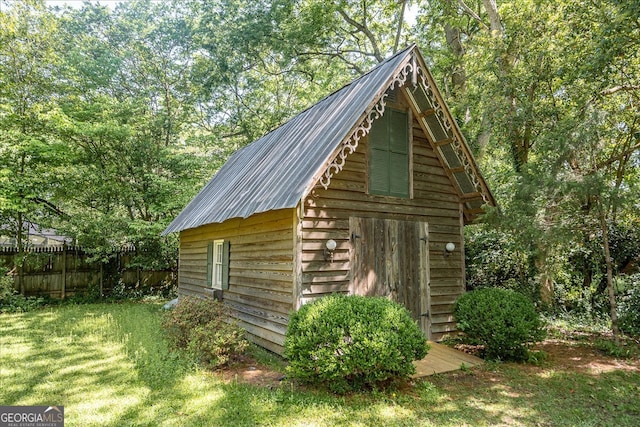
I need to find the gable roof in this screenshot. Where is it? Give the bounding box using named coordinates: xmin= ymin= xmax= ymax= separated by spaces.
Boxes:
xmin=164 ymin=45 xmax=494 ymax=234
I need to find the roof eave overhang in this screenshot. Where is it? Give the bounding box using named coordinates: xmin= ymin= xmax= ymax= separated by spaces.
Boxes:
xmin=409 ymin=52 xmax=496 ymax=222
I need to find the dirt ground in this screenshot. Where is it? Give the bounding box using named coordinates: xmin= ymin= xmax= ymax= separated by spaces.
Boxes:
xmin=218 ymin=354 xmax=286 ymax=388
xmin=216 ymin=335 xmax=640 ymax=388
xmin=527 ymin=337 xmax=640 ymax=375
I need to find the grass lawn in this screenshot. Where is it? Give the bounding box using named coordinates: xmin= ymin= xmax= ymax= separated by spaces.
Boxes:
xmin=1 ymin=302 xmax=639 ymax=426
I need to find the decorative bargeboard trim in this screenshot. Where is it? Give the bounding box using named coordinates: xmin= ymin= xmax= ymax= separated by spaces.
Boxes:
xmin=317 ymin=52 xmax=489 ymax=205
xmin=318 ymin=58 xmax=415 ymax=189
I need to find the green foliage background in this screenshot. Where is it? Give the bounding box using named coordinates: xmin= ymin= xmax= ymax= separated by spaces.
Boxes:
xmin=1 ymin=0 xmax=639 ymax=323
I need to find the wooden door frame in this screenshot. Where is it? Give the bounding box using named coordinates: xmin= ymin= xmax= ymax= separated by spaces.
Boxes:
xmin=419 ymin=222 xmax=431 ymax=339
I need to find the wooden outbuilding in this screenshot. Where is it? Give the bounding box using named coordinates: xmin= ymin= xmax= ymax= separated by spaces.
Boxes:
xmin=164 ymin=45 xmax=495 ymax=354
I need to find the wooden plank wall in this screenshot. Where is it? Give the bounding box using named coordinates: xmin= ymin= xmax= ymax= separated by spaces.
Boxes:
xmin=178 ymin=208 xmax=295 ymax=354
xmin=0 ymin=247 xmax=175 ymax=298
xmin=302 ymin=100 xmax=464 ymax=340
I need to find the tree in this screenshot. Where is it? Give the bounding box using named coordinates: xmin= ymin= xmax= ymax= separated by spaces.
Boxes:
xmin=0 ymin=0 xmax=69 ymax=290
xmin=185 ymin=0 xmax=418 ymax=147
xmin=4 ymin=0 xmax=637 ymax=317
xmin=414 ymin=0 xmax=640 ymax=338
xmin=52 ymin=0 xmax=210 ymax=267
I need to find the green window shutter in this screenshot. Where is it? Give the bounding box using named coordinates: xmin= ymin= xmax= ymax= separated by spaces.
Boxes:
xmin=369 ymin=115 xmax=388 ymax=150
xmin=389 ymin=152 xmax=409 ymax=197
xmin=389 ymin=110 xmax=408 ymax=153
xmin=369 ymin=112 xmax=390 ymax=195
xmin=389 ymin=110 xmax=409 ymax=197
xmin=368 ymin=108 xmax=409 ymax=197
xmin=369 ymin=147 xmax=390 ymax=194
xmin=221 ymin=240 xmax=231 ymax=290
xmin=206 ymin=242 xmax=213 ymax=287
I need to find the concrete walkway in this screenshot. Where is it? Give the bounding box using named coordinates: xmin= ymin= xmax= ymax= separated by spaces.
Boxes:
xmin=412 ymin=341 xmax=483 ymax=377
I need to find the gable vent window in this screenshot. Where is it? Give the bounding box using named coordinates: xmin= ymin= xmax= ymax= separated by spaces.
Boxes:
xmin=368 ymin=108 xmax=410 ymax=198
xmin=207 ymin=239 xmax=230 ymax=290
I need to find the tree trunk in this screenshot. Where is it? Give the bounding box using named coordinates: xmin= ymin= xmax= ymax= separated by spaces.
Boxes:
xmin=478 ymin=0 xmax=531 ymax=170
xmin=61 ymin=244 xmax=67 ymax=299
xmin=16 ymin=214 xmax=25 ymax=296
xmin=444 ymin=24 xmax=466 ymax=96
xmin=535 ymin=246 xmax=554 ymax=306
xmin=598 ymin=202 xmax=620 ymax=345
xmin=393 ymin=0 xmax=407 ymax=54
xmin=482 ymin=0 xmax=503 ymax=35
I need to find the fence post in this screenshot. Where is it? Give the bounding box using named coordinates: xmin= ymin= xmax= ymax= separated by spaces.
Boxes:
xmin=61 ymin=244 xmax=67 ymax=299
xmin=99 ymin=262 xmax=103 ymax=299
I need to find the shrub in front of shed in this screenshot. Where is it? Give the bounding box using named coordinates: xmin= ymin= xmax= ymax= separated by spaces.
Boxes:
xmin=162 ymin=296 xmax=248 ymax=368
xmin=454 ymin=287 xmax=546 ymax=361
xmin=284 ymin=294 xmax=429 ymax=393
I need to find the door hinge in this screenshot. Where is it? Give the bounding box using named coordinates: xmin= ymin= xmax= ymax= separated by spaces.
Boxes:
xmin=421 ymin=311 xmax=430 ymax=317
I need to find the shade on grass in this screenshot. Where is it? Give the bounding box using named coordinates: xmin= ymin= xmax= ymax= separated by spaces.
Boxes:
xmin=1 ymin=303 xmax=639 ymax=426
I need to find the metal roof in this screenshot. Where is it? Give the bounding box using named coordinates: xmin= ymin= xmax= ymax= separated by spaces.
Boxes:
xmin=163 ymin=45 xmax=494 ymax=234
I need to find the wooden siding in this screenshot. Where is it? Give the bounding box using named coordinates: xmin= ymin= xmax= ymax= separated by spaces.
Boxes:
xmin=301 ymin=98 xmax=465 ymax=340
xmin=179 ymin=209 xmax=295 ymax=354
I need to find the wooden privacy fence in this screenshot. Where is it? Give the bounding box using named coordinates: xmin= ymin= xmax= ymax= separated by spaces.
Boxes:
xmin=0 ymin=246 xmax=176 ymax=299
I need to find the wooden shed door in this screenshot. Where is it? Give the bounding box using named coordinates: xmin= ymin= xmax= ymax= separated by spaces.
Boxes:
xmin=349 ymin=217 xmax=431 ymax=338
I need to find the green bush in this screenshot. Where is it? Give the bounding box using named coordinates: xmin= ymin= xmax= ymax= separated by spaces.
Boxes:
xmin=454 ymin=288 xmax=546 ymax=361
xmin=0 ymin=268 xmax=45 ymax=313
xmin=465 ymin=226 xmax=535 ymax=298
xmin=284 ymin=294 xmax=429 ymax=393
xmin=0 ymin=267 xmax=15 ymax=301
xmin=618 ymin=276 xmax=640 ymax=337
xmin=161 ymin=296 xmax=248 ymax=368
xmin=0 ymin=294 xmax=46 ymax=313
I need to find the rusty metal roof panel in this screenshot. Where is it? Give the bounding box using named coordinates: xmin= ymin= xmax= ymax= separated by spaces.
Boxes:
xmin=163 ymin=46 xmax=414 ymax=234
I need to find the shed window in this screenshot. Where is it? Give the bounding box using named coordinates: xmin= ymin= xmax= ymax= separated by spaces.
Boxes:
xmin=207 ymin=240 xmax=230 ymax=290
xmin=368 ymin=108 xmax=410 ymax=198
